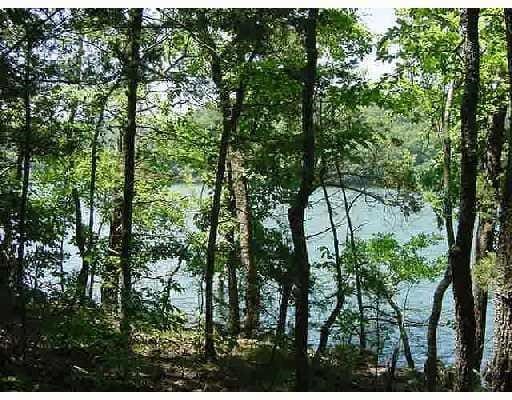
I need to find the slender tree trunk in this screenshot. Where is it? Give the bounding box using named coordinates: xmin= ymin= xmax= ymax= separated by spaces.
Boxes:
xmin=85 ymin=94 xmax=108 ymax=300
xmin=387 ymin=294 xmax=415 ymax=370
xmin=314 ymin=167 xmax=345 ymax=360
xmin=473 ymin=221 xmax=490 ymax=366
xmin=88 ymin=260 xmax=97 ymax=300
xmin=73 ymin=187 xmax=89 ymax=300
xmin=289 ymin=9 xmax=317 ymax=391
xmin=488 ymin=8 xmax=512 ymax=391
xmin=67 ymin=39 xmax=90 ymax=302
xmin=473 ymin=105 xmax=506 ymax=369
xmin=204 ymin=49 xmax=245 ymax=357
xmin=16 ymin=66 xmax=31 ymax=295
xmin=451 ymin=8 xmax=480 ymax=391
xmin=204 ymin=115 xmax=228 ymax=358
xmin=59 ymin=238 xmax=65 ymax=292
xmin=226 ymin=160 xmax=241 ymax=336
xmin=216 ymin=272 xmax=227 ymax=321
xmin=101 ymin=110 xmax=123 ymax=310
xmin=0 ymin=219 xmax=15 ymax=300
xmin=230 ymin=147 xmax=259 ymax=337
xmin=15 ymin=36 xmax=32 ymax=358
xmin=101 ymin=196 xmax=122 ymax=311
xmin=425 ymin=82 xmax=455 ymax=390
xmin=335 ymin=163 xmax=367 ymax=350
xmin=119 ymin=8 xmax=142 ymax=337
xmin=277 ymin=277 xmax=292 ymax=339
xmin=226 ymin=248 xmax=240 ymax=336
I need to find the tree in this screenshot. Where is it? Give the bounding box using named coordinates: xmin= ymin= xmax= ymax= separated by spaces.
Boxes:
xmin=313 ymin=164 xmax=345 ymax=360
xmin=377 ymin=12 xmax=461 ymax=387
xmin=288 ymin=8 xmax=318 ymax=391
xmin=451 ymin=8 xmax=480 ymax=390
xmin=425 ymin=81 xmax=455 ymax=390
xmin=229 ymin=147 xmax=259 ymax=337
xmin=119 ymin=7 xmax=143 ymax=337
xmin=487 ymin=7 xmax=512 ymax=391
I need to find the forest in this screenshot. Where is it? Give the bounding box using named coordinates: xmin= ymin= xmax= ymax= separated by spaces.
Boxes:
xmin=1 ymin=7 xmax=512 ymax=392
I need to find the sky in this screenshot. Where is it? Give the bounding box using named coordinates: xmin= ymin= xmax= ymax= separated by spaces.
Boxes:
xmin=358 ymin=8 xmax=397 ymax=81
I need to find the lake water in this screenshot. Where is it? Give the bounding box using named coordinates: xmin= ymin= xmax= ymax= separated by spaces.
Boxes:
xmin=60 ymin=183 xmax=495 ymax=370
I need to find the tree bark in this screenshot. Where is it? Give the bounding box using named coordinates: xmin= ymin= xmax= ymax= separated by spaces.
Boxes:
xmin=119 ymin=8 xmax=142 ymax=338
xmin=288 ymin=8 xmax=317 ymax=391
xmin=335 ymin=162 xmax=367 ymax=350
xmin=15 ymin=35 xmax=32 ymax=358
xmin=474 ymin=105 xmax=506 ymax=370
xmin=16 ymin=41 xmax=31 ymax=296
xmin=73 ymin=187 xmax=89 ymax=300
xmin=451 ymin=8 xmax=480 ymax=391
xmin=425 ymin=82 xmax=455 ymax=390
xmin=387 ymin=294 xmax=415 ymax=370
xmin=277 ymin=277 xmax=293 ymax=339
xmin=226 ymin=160 xmax=241 ymax=336
xmin=59 ymin=238 xmax=65 ymax=292
xmin=101 ymin=196 xmax=123 ymax=312
xmin=85 ymin=92 xmax=110 ymax=300
xmin=314 ymin=167 xmax=345 ymax=360
xmin=230 ymin=147 xmax=259 ymax=337
xmin=203 ymin=46 xmax=245 ymax=357
xmin=487 ymin=8 xmax=512 ymax=391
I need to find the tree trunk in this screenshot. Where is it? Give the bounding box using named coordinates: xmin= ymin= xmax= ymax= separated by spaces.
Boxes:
xmin=277 ymin=277 xmax=293 ymax=339
xmin=289 ymin=8 xmax=317 ymax=391
xmin=425 ymin=82 xmax=455 ymax=390
xmin=85 ymin=93 xmax=109 ymax=300
xmin=119 ymin=7 xmax=142 ymax=338
xmin=16 ymin=45 xmax=31 ymax=296
xmin=204 ymin=48 xmax=245 ymax=358
xmin=451 ymin=8 xmax=480 ymax=391
xmin=226 ymin=160 xmax=241 ymax=336
xmin=473 ymin=105 xmax=506 ymax=369
xmin=15 ymin=36 xmax=32 ymax=358
xmin=314 ymin=167 xmax=345 ymax=360
xmin=387 ymin=294 xmax=415 ymax=370
xmin=335 ymin=162 xmax=367 ymax=350
xmin=226 ymin=247 xmax=240 ymax=336
xmin=101 ymin=196 xmax=122 ymax=312
xmin=487 ymin=8 xmax=512 ymax=391
xmin=59 ymin=238 xmax=65 ymax=292
xmin=230 ymin=147 xmax=259 ymax=338
xmin=73 ymin=187 xmax=89 ymax=301
xmin=204 ymin=114 xmax=228 ymax=358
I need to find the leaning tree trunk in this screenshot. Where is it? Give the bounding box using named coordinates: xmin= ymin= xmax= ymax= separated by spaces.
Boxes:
xmin=204 ymin=106 xmax=229 ymax=359
xmin=451 ymin=8 xmax=480 ymax=391
xmin=86 ymin=91 xmax=111 ymax=300
xmin=473 ymin=104 xmax=506 ymax=370
xmin=425 ymin=82 xmax=455 ymax=390
xmin=69 ymin=40 xmax=90 ymax=302
xmin=203 ymin=46 xmax=245 ymax=357
xmin=335 ymin=162 xmax=367 ymax=350
xmin=487 ymin=8 xmax=512 ymax=392
xmin=119 ymin=8 xmax=142 ymax=338
xmin=314 ymin=170 xmax=345 ymax=360
xmin=289 ymin=8 xmax=317 ymax=391
xmin=230 ymin=147 xmax=259 ymax=337
xmin=387 ymin=294 xmax=415 ymax=370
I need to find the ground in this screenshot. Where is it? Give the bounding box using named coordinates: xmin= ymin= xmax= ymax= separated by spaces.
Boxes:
xmin=0 ymin=299 xmax=434 ymax=392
